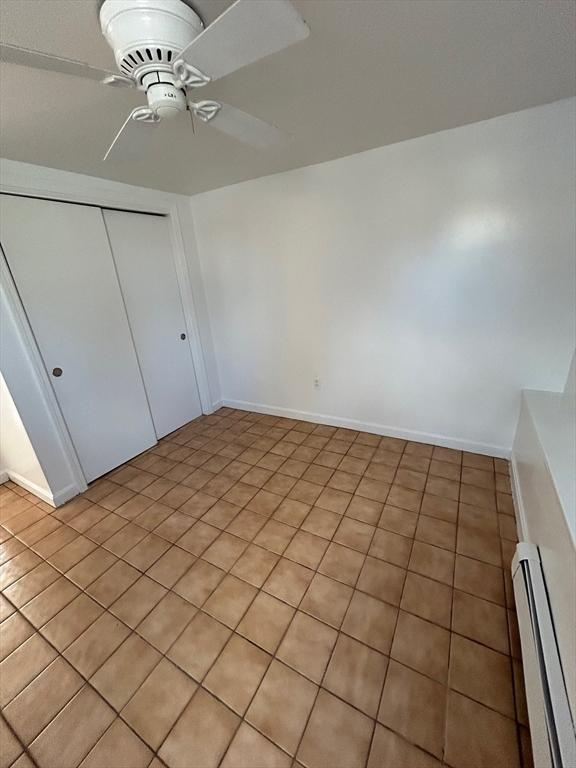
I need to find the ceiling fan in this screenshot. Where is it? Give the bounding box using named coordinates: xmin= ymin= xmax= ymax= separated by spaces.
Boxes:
xmin=0 ymin=0 xmax=310 ymax=161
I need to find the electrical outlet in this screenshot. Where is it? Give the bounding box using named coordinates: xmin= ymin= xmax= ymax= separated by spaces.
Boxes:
xmin=314 ymin=377 xmax=320 ymax=388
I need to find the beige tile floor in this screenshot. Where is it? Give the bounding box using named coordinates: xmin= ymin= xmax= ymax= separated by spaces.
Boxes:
xmin=0 ymin=408 xmax=532 ymax=768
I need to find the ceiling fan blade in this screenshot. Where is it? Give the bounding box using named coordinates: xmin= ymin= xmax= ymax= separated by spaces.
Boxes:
xmin=195 ymin=100 xmax=290 ymax=149
xmin=178 ymin=0 xmax=309 ymax=81
xmin=103 ymin=108 xmax=160 ymax=162
xmin=0 ymin=42 xmax=131 ymax=86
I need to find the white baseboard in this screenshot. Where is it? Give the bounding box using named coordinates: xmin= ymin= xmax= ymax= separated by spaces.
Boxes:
xmin=3 ymin=472 xmax=79 ymax=508
xmin=210 ymin=400 xmax=224 ymax=413
xmin=4 ymin=471 xmax=56 ymax=506
xmin=0 ymin=470 xmax=9 ymax=484
xmin=51 ymin=483 xmax=81 ymax=507
xmin=221 ymin=398 xmax=511 ymax=458
xmin=510 ymin=453 xmax=529 ymax=541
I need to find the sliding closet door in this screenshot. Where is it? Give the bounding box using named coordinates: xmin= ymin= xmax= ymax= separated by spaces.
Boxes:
xmin=103 ymin=210 xmax=202 ymax=438
xmin=0 ymin=195 xmax=157 ymax=482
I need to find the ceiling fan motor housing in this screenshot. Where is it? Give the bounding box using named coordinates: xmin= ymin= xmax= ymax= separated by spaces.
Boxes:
xmin=100 ymin=0 xmax=203 ymax=116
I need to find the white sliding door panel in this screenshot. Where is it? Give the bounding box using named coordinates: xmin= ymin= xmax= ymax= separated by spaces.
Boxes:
xmin=0 ymin=195 xmax=157 ymax=482
xmin=103 ymin=210 xmax=202 ymax=438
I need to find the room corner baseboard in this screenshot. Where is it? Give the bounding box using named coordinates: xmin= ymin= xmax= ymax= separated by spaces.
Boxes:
xmin=0 ymin=470 xmax=9 ymax=484
xmin=3 ymin=472 xmax=80 ymax=508
xmin=221 ymin=398 xmax=511 ymax=458
xmin=209 ymin=400 xmax=224 ymax=413
xmin=4 ymin=471 xmax=56 ymax=506
xmin=510 ymin=453 xmax=529 ymax=542
xmin=51 ymin=482 xmax=81 ymax=507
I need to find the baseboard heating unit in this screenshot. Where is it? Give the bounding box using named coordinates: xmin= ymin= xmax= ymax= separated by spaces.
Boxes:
xmin=512 ymin=543 xmax=576 ymax=768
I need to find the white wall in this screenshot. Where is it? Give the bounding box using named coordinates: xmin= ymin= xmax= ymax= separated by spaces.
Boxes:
xmin=192 ymin=98 xmax=576 ymax=455
xmin=0 ymin=373 xmax=50 ymax=498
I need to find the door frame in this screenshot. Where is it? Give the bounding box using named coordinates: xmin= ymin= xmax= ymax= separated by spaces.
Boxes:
xmin=0 ymin=160 xmax=215 ymax=502
xmin=1 ymin=248 xmax=88 ymax=502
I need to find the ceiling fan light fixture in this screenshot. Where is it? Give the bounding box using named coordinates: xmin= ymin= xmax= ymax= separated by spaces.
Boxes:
xmin=1 ymin=0 xmax=308 ymax=163
xmin=147 ymin=81 xmax=187 ymax=118
xmin=4 ymin=0 xmax=309 ymax=161
xmin=99 ymin=0 xmax=203 ymax=84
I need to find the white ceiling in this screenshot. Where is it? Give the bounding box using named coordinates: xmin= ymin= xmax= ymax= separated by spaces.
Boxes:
xmin=0 ymin=0 xmax=574 ymax=195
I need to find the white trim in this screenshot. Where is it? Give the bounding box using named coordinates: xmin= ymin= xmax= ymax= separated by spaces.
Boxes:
xmin=2 ymin=471 xmax=77 ymax=507
xmin=211 ymin=400 xmax=224 ymax=412
xmin=0 ymin=470 xmax=9 ymax=484
xmin=221 ymin=398 xmax=511 ymax=458
xmin=4 ymin=472 xmax=55 ymax=505
xmin=510 ymin=453 xmax=530 ymax=542
xmin=0 ymin=159 xmax=176 ymax=214
xmin=0 ymin=159 xmax=213 ymax=414
xmin=1 ymin=250 xmax=88 ymax=498
xmin=50 ymin=482 xmax=79 ymax=507
xmin=168 ymin=204 xmax=212 ymax=412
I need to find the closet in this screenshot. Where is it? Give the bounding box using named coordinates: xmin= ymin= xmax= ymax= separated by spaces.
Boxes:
xmin=103 ymin=210 xmax=201 ymax=439
xmin=0 ymin=194 xmax=202 ymax=483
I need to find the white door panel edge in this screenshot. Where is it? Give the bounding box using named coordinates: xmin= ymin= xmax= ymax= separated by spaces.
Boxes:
xmin=103 ymin=208 xmax=202 ymax=438
xmin=168 ymin=200 xmax=214 ymax=414
xmin=0 ymin=248 xmax=87 ymax=501
xmin=0 ymin=194 xmax=157 ymax=482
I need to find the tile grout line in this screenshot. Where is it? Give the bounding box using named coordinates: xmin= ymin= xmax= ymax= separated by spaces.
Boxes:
xmin=1 ymin=474 xmax=516 ymax=643
xmin=126 ymin=520 xmax=263 ymax=767
xmin=0 ymin=709 xmax=40 ymax=768
xmin=1 ymin=584 xmax=164 ymax=767
xmin=365 ymin=438 xmax=425 ymax=767
xmin=3 ymin=529 xmax=520 ymax=766
xmin=443 ymin=455 xmax=464 ymax=766
xmin=2 ymin=488 xmax=518 ymax=673
xmin=287 ymin=470 xmax=382 ymax=767
xmin=3 ymin=453 xmax=512 ymax=627
xmin=182 ymin=425 xmax=382 ymax=763
xmin=1 ymin=410 xmax=523 ymax=768
xmin=2 ymin=440 xmax=515 ymax=585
